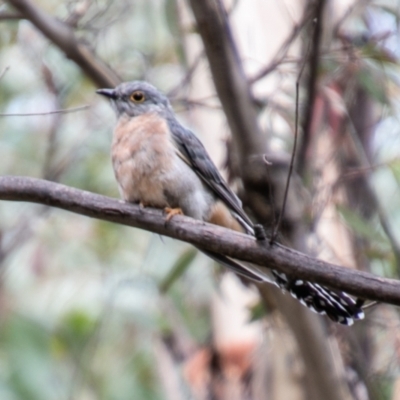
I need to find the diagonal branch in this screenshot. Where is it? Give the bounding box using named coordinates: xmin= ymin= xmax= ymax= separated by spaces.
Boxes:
xmin=249 ymin=7 xmax=311 ymax=84
xmin=188 ymin=0 xmax=266 ymax=161
xmin=0 ymin=11 xmax=23 ymax=20
xmin=0 ymin=175 xmax=399 ymax=307
xmin=6 ymin=0 xmax=121 ymax=88
xmin=297 ymin=0 xmax=327 ymax=175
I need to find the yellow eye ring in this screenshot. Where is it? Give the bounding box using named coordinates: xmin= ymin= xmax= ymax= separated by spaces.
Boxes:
xmin=130 ymin=91 xmax=145 ymax=103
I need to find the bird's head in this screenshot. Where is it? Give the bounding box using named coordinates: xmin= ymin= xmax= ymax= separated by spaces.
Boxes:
xmin=96 ymin=81 xmax=171 ymax=117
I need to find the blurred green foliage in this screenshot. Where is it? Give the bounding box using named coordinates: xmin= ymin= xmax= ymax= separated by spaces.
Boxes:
xmin=0 ymin=0 xmax=212 ymax=398
xmin=1 ymin=0 xmax=400 ymax=399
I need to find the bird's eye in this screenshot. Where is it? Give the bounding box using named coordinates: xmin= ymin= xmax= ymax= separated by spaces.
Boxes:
xmin=130 ymin=91 xmax=145 ymax=103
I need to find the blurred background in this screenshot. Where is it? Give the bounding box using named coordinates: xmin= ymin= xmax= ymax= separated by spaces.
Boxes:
xmin=1 ymin=0 xmax=400 ymax=399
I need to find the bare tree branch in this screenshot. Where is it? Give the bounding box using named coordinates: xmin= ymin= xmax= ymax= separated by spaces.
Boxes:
xmin=0 ymin=175 xmax=399 ymax=308
xmin=0 ymin=105 xmax=90 ymax=117
xmin=188 ymin=0 xmax=266 ymax=162
xmin=297 ymin=0 xmax=327 ymax=175
xmin=5 ymin=0 xmax=121 ymax=88
xmin=0 ymin=11 xmax=22 ymax=20
xmin=249 ymin=8 xmax=311 ymax=84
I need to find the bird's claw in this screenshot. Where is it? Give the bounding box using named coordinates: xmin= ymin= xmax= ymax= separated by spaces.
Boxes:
xmin=164 ymin=207 xmax=183 ymax=222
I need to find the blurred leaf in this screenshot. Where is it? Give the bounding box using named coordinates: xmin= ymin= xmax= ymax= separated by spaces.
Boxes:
xmin=56 ymin=309 xmax=97 ymax=357
xmin=357 ymin=63 xmax=388 ymax=104
xmin=364 ymin=245 xmax=392 ymax=262
xmin=164 ymin=0 xmax=187 ymax=66
xmin=91 ymin=220 xmax=123 ymax=262
xmin=336 ymin=204 xmax=387 ymax=243
xmin=159 ymin=248 xmax=197 ymax=293
xmin=1 ymin=315 xmax=59 ymax=400
xmin=389 ymin=159 xmax=400 ymax=187
xmin=375 ymin=374 xmax=394 ymax=400
xmin=50 ymin=335 xmax=67 ymax=360
xmin=362 ymin=43 xmax=398 ymax=65
xmin=248 ymin=301 xmax=267 ymax=322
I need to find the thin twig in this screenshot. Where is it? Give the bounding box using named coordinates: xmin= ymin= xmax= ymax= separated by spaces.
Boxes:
xmin=0 ymin=105 xmax=90 ymax=117
xmin=271 ymin=47 xmax=309 ymax=243
xmin=0 ymin=66 xmax=10 ymax=81
xmin=167 ymin=51 xmax=205 ymax=98
xmin=6 ymin=0 xmax=121 ymax=88
xmin=249 ymin=8 xmax=312 ymax=84
xmin=332 ymin=2 xmax=359 ymax=38
xmin=262 ymin=155 xmax=276 ymax=235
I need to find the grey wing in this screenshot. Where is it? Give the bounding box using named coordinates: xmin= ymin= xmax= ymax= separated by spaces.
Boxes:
xmin=168 ymin=118 xmax=254 ymax=234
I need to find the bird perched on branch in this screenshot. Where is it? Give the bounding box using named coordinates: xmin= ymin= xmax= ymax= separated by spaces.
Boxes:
xmin=97 ymin=80 xmax=364 ymax=325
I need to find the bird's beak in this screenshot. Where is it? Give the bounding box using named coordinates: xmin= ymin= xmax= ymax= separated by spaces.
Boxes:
xmin=96 ymin=88 xmax=117 ymax=99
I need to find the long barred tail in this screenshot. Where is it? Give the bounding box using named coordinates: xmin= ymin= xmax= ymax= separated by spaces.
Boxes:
xmin=237 ymin=227 xmax=365 ymax=324
xmin=203 ymin=251 xmax=365 ymax=326
xmin=272 ymin=270 xmax=365 ymax=325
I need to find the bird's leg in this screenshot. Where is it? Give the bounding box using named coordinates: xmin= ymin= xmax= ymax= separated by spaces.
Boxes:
xmin=164 ymin=207 xmax=183 ymax=221
xmin=139 ymin=201 xmax=148 ymax=209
